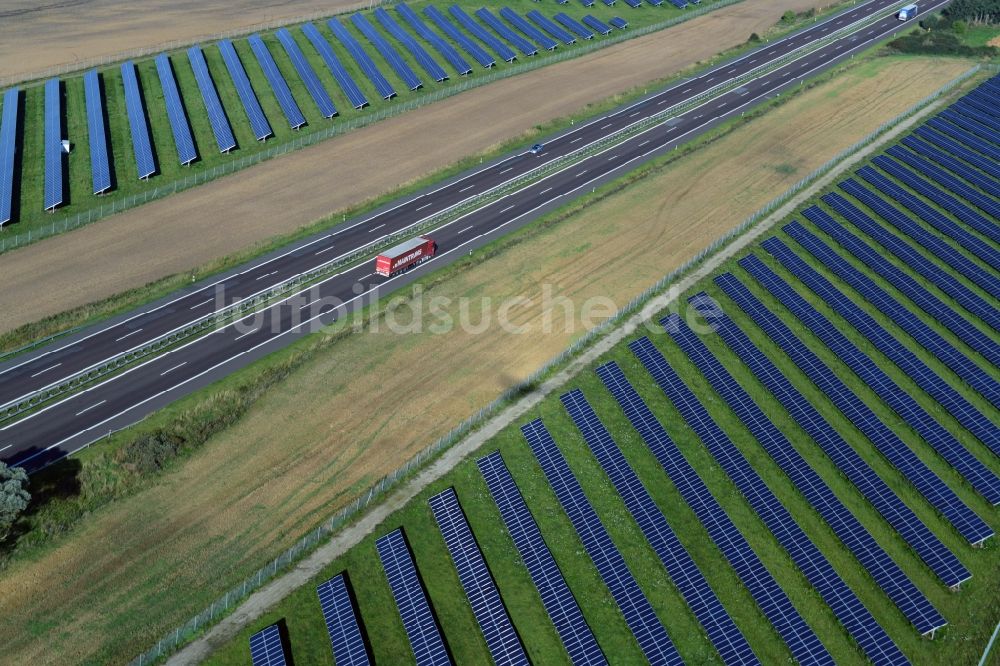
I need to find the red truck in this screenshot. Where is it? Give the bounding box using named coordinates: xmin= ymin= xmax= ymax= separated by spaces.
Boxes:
xmin=375 ymin=236 xmax=437 ymax=277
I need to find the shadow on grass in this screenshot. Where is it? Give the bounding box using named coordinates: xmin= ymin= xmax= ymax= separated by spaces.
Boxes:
xmin=0 ymin=449 xmax=82 ymax=557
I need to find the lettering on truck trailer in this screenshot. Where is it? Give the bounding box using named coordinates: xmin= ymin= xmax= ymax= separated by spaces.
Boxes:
xmin=393 ymin=248 xmax=424 ymax=270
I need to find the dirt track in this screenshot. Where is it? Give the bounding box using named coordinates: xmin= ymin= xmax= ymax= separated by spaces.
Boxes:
xmin=0 ymin=0 xmax=826 ymax=332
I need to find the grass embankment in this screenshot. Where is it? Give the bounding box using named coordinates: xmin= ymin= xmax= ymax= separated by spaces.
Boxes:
xmin=0 ymin=54 xmax=982 ymax=665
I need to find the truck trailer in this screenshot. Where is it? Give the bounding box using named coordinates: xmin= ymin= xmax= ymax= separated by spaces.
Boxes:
xmin=375 ymin=236 xmax=436 ymax=277
xmin=898 ymin=4 xmax=918 ymax=20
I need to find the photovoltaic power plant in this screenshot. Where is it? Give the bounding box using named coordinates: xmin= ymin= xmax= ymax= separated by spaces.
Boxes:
xmin=217 ymin=39 xmax=273 ymax=140
xmin=187 ymin=46 xmax=237 ymax=153
xmin=301 ymin=23 xmax=368 ymax=109
xmin=396 ymin=4 xmax=473 ymax=75
xmin=375 ymin=529 xmax=452 ymax=666
xmin=249 ymin=624 xmax=288 ymax=666
xmin=351 ymin=12 xmax=423 ymax=91
xmin=595 ymin=362 xmax=834 ymax=665
xmin=428 ymin=488 xmax=529 ymax=666
xmin=521 ymin=419 xmax=687 ymax=666
xmin=527 ymin=10 xmax=578 ymax=44
xmin=375 ymin=8 xmax=449 ymax=82
xmin=0 ymin=87 xmax=18 ymax=225
xmin=275 ymin=28 xmax=337 ymax=118
xmin=500 ymin=7 xmax=559 ymax=51
xmin=43 ymin=78 xmax=63 ymax=211
xmin=327 ymin=18 xmax=397 ymax=100
xmin=448 ymin=6 xmax=518 ymax=62
xmin=475 ymin=7 xmax=539 ymax=56
xmin=247 ymin=34 xmax=307 ymax=129
xmin=886 ymin=144 xmax=999 ymax=219
xmin=582 ymin=14 xmax=613 ymax=34
xmin=154 ymin=54 xmax=197 ymax=165
xmin=422 ymin=6 xmax=496 ymax=67
xmin=316 ymin=574 xmax=371 ymax=666
xmin=556 ymin=12 xmax=597 ymax=39
xmin=83 ymin=70 xmax=111 ymax=194
xmin=477 ymin=451 xmax=607 ymax=665
xmin=121 ymin=61 xmax=156 ymax=179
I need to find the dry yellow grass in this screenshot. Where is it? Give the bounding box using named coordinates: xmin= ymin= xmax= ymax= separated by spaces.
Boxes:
xmin=0 ymin=55 xmax=973 ymax=665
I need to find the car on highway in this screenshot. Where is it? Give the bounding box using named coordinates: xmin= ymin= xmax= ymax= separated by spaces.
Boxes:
xmin=529 ymin=143 xmax=544 ymax=155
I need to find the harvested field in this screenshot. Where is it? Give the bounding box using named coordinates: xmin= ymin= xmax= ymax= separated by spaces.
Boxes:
xmin=0 ymin=55 xmax=973 ymax=666
xmin=1 ymin=0 xmax=830 ymax=333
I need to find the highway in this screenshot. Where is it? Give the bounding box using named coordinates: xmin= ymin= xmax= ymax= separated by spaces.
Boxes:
xmin=0 ymin=0 xmax=942 ymax=471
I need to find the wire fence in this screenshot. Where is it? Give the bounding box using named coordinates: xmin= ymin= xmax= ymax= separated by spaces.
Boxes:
xmin=0 ymin=0 xmax=746 ymax=255
xmin=127 ymin=59 xmax=982 ymax=666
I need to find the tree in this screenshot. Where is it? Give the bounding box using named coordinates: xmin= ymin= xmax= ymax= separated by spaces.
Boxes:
xmin=781 ymin=10 xmax=797 ymax=24
xmin=0 ymin=462 xmax=30 ymax=541
xmin=944 ymin=0 xmax=999 ymax=24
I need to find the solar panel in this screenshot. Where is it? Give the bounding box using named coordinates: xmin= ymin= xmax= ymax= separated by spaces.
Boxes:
xmin=958 ymin=94 xmax=1000 ymax=122
xmin=375 ymin=529 xmax=452 ymax=666
xmin=375 ymin=8 xmax=449 ymax=82
xmin=327 ymin=18 xmax=397 ymax=100
xmin=900 ymin=135 xmax=999 ymax=197
xmin=120 ymin=61 xmax=156 ymax=179
xmin=741 ymin=252 xmax=1000 ymax=505
xmin=397 ymin=4 xmax=473 ymax=75
xmin=521 ymin=418 xmax=686 ymax=666
xmin=43 ymin=78 xmax=64 ymax=211
xmin=554 ymin=13 xmax=596 ymax=40
xmin=154 ymin=54 xmax=197 ymax=165
xmin=582 ymin=15 xmax=614 ymax=35
xmin=476 ymin=451 xmax=607 ymax=666
xmin=422 ymin=5 xmax=495 ymax=68
xmin=950 ymin=100 xmax=1000 ymax=130
xmin=351 ymin=12 xmax=423 ymax=90
xmin=217 ymin=39 xmax=273 ymax=140
xmin=886 ymin=145 xmax=1000 ymax=220
xmin=944 ymin=106 xmax=1000 ymax=145
xmin=249 ymin=624 xmax=288 ymax=666
xmin=275 ymin=28 xmax=337 ymax=118
xmin=623 ymin=0 xmax=643 ymax=8
xmin=628 ymin=336 xmax=908 ymax=665
xmin=0 ymin=87 xmax=18 ymax=225
xmin=912 ymin=125 xmax=1000 ymax=182
xmin=316 ymin=574 xmax=371 ymax=666
xmin=247 ymin=34 xmax=307 ymax=129
xmin=474 ymin=7 xmax=539 ymax=56
xmin=688 ymin=293 xmax=971 ymax=589
xmin=499 ymin=8 xmax=559 ymax=51
xmin=447 ymin=6 xmax=518 ymax=62
xmin=301 ymin=23 xmax=369 ymax=109
xmin=928 ymin=116 xmax=1000 ymax=163
xmin=608 ymin=17 xmax=629 ymax=29
xmin=83 ymin=71 xmax=111 ymax=195
xmin=526 ymin=10 xmax=577 ymax=45
xmin=665 ymin=311 xmax=947 ymax=635
xmin=715 ymin=271 xmax=994 ymax=546
xmin=187 ymin=46 xmax=237 ymax=153
xmin=429 ymin=488 xmax=529 ymax=666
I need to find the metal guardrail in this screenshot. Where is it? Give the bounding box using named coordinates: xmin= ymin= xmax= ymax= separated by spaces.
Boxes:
xmin=0 ymin=0 xmax=912 ymax=422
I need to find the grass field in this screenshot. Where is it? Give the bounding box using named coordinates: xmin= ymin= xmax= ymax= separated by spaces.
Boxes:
xmin=0 ymin=55 xmax=982 ymax=666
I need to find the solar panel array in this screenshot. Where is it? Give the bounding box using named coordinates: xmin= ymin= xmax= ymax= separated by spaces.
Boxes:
xmin=926 ymin=117 xmax=1000 ymax=164
xmin=665 ymin=312 xmax=947 ymax=636
xmin=375 ymin=529 xmax=452 ymax=666
xmin=476 ymin=451 xmax=607 ymax=666
xmin=0 ymin=88 xmax=19 ymax=224
xmin=375 ymin=8 xmax=449 ymax=82
xmin=475 ymin=7 xmax=539 ymax=56
xmin=714 ymin=272 xmax=994 ymax=547
xmin=120 ymin=61 xmax=156 ymax=179
xmin=885 ymin=145 xmax=999 ymax=220
xmin=187 ymin=46 xmax=237 ymax=153
xmin=43 ymin=78 xmax=64 ymax=211
xmin=154 ymin=54 xmax=198 ymax=165
xmin=249 ymin=624 xmax=288 ymax=666
xmin=316 ymin=574 xmax=371 ymax=666
xmin=448 ymin=6 xmax=518 ymax=62
xmin=911 ymin=127 xmax=1000 ymax=184
xmin=500 ymin=7 xmax=559 ymax=51
xmin=422 ymin=6 xmax=496 ymax=68
xmin=217 ymin=39 xmax=273 ymax=140
xmin=397 ymin=4 xmax=473 ymax=75
xmin=527 ymin=9 xmax=577 ymax=45
xmin=275 ymin=28 xmax=337 ymax=118
xmin=609 ymin=16 xmax=629 ymax=29
xmin=629 ymin=336 xmax=909 ymax=665
xmin=83 ymin=70 xmax=112 ymax=194
xmin=555 ymin=13 xmax=597 ymax=40
xmin=327 ymin=18 xmax=397 ymax=100
xmin=596 ymin=361 xmax=833 ymax=664
xmin=520 ymin=418 xmax=685 ymax=666
xmin=351 ymin=12 xmax=423 ymax=91
xmin=899 ymin=136 xmax=998 ymax=199
xmin=582 ymin=15 xmax=614 ymax=35
xmin=247 ymin=34 xmax=307 ymax=129
xmin=429 ymin=488 xmax=529 ymax=666
xmin=301 ymin=23 xmax=368 ymax=110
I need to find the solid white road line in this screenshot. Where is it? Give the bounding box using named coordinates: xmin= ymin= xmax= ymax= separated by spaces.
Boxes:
xmin=0 ymin=444 xmax=10 ymax=453
xmin=75 ymin=400 xmax=105 ymax=417
xmin=160 ymin=362 xmax=187 ymax=376
xmin=114 ymin=329 xmax=143 ymax=342
xmin=30 ymin=363 xmax=61 ymax=379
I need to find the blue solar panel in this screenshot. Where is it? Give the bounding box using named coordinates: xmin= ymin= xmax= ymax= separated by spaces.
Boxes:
xmin=351 ymin=12 xmax=423 ymax=91
xmin=327 ymin=18 xmax=397 ymax=100
xmin=665 ymin=311 xmax=947 ymax=635
xmin=249 ymin=624 xmax=288 ymax=666
xmin=629 ymin=336 xmax=907 ymax=665
xmin=218 ymin=40 xmax=273 ymax=141
xmin=951 ymin=99 xmax=1000 ymax=128
xmin=741 ymin=252 xmax=1000 ymax=505
xmin=422 ymin=6 xmax=496 ymax=68
xmin=475 ymin=7 xmax=539 ymax=56
xmin=0 ymin=87 xmax=19 ymax=225
xmin=595 ymin=362 xmax=832 ymax=664
xmin=900 ymin=135 xmax=999 ymax=197
xmin=316 ymin=574 xmax=371 ymax=666
xmin=526 ymin=10 xmax=577 ymax=44
xmin=247 ymin=34 xmax=307 ymax=129
xmin=521 ymin=418 xmax=686 ymax=666
xmin=856 ymin=165 xmax=1000 ymax=268
xmin=608 ymin=16 xmax=629 ymax=29
xmin=623 ymin=0 xmax=642 ymax=7
xmin=784 ymin=220 xmax=1000 ymax=408
xmin=43 ymin=78 xmax=63 ymax=211
xmin=83 ymin=71 xmax=111 ymax=195
xmin=715 ymin=272 xmax=994 ymax=546
xmin=375 ymin=8 xmax=449 ymax=82
xmin=928 ymin=116 xmax=1000 ymax=163
xmin=375 ymin=529 xmax=452 ymax=666
xmin=555 ymin=13 xmax=596 ymax=40
xmin=500 ymin=8 xmax=559 ymax=51
xmin=911 ymin=126 xmax=1000 ymax=182
xmin=154 ymin=55 xmax=197 ymax=165
xmin=187 ymin=46 xmax=237 ymax=153
xmin=476 ymin=451 xmax=607 ymax=666
xmin=958 ymin=94 xmax=1000 ymax=122
xmin=301 ymin=23 xmax=368 ymax=109
xmin=944 ymin=106 xmax=1000 ymax=144
xmin=274 ymin=28 xmax=337 ymax=118
xmin=803 ymin=203 xmax=1000 ymax=372
xmin=397 ymin=4 xmax=473 ymax=75
xmin=688 ymin=293 xmax=971 ymax=589
xmin=582 ymin=15 xmax=614 ymax=35
xmin=429 ymin=488 xmax=529 ymax=666
xmin=885 ymin=145 xmax=1000 ymax=221
xmin=120 ymin=61 xmax=156 ymax=179
xmin=448 ymin=6 xmax=518 ymax=62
